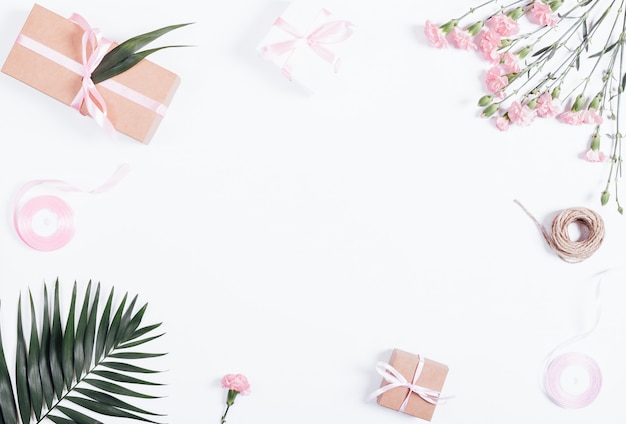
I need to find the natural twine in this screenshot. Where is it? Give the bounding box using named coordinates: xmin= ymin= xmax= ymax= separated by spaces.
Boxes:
xmin=514 ymin=199 xmax=605 ymax=263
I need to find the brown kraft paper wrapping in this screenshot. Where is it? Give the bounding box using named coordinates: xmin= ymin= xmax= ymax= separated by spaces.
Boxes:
xmin=1 ymin=3 xmax=180 ymax=144
xmin=376 ymin=349 xmax=449 ymax=421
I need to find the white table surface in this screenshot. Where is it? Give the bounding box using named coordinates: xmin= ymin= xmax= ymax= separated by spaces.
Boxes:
xmin=1 ymin=0 xmax=626 ymax=423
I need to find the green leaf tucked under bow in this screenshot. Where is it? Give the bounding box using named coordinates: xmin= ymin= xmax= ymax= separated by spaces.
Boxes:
xmin=91 ymin=22 xmax=193 ymax=84
xmin=0 ymin=279 xmax=166 ymax=424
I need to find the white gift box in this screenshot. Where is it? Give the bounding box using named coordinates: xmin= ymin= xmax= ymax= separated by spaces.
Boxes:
xmin=257 ymin=1 xmax=356 ymax=92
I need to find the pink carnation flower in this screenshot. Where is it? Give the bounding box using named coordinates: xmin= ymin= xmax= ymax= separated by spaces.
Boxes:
xmin=557 ymin=110 xmax=584 ymax=125
xmin=583 ymin=149 xmax=607 ymax=162
xmin=501 ymin=52 xmax=520 ymax=73
xmin=424 ymin=20 xmax=448 ymax=48
xmin=529 ymin=1 xmax=559 ymax=27
xmin=485 ymin=66 xmax=508 ymax=93
xmin=508 ymin=101 xmax=536 ymax=126
xmin=495 ymin=115 xmax=510 ymax=131
xmin=477 ymin=29 xmax=502 ymax=63
xmin=582 ymin=108 xmax=603 ymax=124
xmin=450 ymin=26 xmax=476 ymax=50
xmin=536 ymin=92 xmax=561 ymax=117
xmin=221 ymin=374 xmax=251 ymax=395
xmin=486 ymin=14 xmax=519 ymax=36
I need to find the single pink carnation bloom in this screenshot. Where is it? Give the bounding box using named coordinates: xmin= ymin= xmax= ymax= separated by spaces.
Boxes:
xmin=495 ymin=116 xmax=510 ymax=131
xmin=501 ymin=52 xmax=520 ymax=73
xmin=536 ymin=92 xmax=561 ymax=117
xmin=424 ymin=20 xmax=448 ymax=48
xmin=557 ymin=110 xmax=583 ymax=125
xmin=582 ymin=108 xmax=603 ymax=124
xmin=477 ymin=29 xmax=502 ymax=63
xmin=583 ymin=149 xmax=607 ymax=162
xmin=221 ymin=374 xmax=251 ymax=395
xmin=508 ymin=100 xmax=536 ymax=126
xmin=485 ymin=66 xmax=508 ymax=93
xmin=486 ymin=14 xmax=519 ymax=36
xmin=450 ymin=26 xmax=476 ymax=50
xmin=529 ymin=1 xmax=559 ymax=27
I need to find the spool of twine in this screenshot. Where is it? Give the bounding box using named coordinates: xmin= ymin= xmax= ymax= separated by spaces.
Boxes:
xmin=514 ymin=199 xmax=605 ymax=263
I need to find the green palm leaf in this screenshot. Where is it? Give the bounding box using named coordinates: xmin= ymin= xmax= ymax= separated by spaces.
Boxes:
xmin=91 ymin=23 xmax=193 ymax=84
xmin=0 ymin=280 xmax=166 ymax=423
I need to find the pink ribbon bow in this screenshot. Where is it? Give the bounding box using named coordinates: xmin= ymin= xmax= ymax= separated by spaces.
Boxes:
xmin=68 ymin=13 xmax=116 ymax=136
xmin=368 ymin=357 xmax=451 ymax=412
xmin=261 ymin=9 xmax=354 ymax=80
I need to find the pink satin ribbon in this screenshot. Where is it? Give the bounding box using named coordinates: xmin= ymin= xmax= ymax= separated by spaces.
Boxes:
xmin=15 ymin=14 xmax=168 ymax=135
xmin=13 ymin=164 xmax=131 ymax=251
xmin=261 ymin=9 xmax=354 ymax=80
xmin=542 ymin=271 xmax=607 ymax=408
xmin=368 ymin=356 xmax=451 ymax=412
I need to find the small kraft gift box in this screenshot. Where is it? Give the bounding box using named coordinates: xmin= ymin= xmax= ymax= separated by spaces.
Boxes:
xmin=1 ymin=3 xmax=181 ymax=144
xmin=257 ymin=0 xmax=356 ymax=92
xmin=372 ymin=348 xmax=450 ymax=421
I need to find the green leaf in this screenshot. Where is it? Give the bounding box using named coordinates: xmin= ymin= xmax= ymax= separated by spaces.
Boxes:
xmin=74 ymin=282 xmax=92 ymax=380
xmin=0 ymin=302 xmax=18 ymax=424
xmin=82 ymin=283 xmax=100 ymax=377
xmin=105 ymin=293 xmax=128 ymax=355
xmin=57 ymin=406 xmax=104 ymax=424
xmin=92 ymin=370 xmax=162 ymax=386
xmin=95 ymin=287 xmax=114 ymax=364
xmin=27 ymin=291 xmax=43 ymax=420
xmin=66 ymin=396 xmax=161 ymax=423
xmin=74 ymin=387 xmax=163 ymax=416
xmin=47 ymin=415 xmax=77 ymax=424
xmin=100 ymin=361 xmax=159 ymax=374
xmin=16 ymin=296 xmax=31 ymax=424
xmin=62 ymin=283 xmax=77 ymax=390
xmin=92 ymin=45 xmax=190 ymax=84
xmin=83 ymin=378 xmax=160 ymax=399
xmin=127 ymin=323 xmax=163 ymax=342
xmin=50 ymin=280 xmax=65 ymax=399
xmin=589 ymin=41 xmax=618 ymax=58
xmin=109 ymin=352 xmax=166 ymax=360
xmin=118 ymin=333 xmax=165 ymax=349
xmin=91 ymin=23 xmax=192 ymax=83
xmin=39 ymin=285 xmax=54 ymax=409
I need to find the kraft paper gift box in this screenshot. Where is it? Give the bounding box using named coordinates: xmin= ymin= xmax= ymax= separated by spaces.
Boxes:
xmin=257 ymin=1 xmax=356 ymax=92
xmin=374 ymin=349 xmax=449 ymax=421
xmin=1 ymin=3 xmax=180 ymax=144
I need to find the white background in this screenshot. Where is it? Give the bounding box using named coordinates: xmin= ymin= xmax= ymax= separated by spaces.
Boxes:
xmin=1 ymin=0 xmax=626 ymax=423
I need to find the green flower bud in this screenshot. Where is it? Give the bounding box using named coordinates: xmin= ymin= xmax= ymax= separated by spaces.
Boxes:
xmin=517 ymin=46 xmax=533 ymax=59
xmin=481 ymin=103 xmax=500 ymax=118
xmin=500 ymin=38 xmax=512 ymax=47
xmin=572 ymin=94 xmax=586 ymax=112
xmin=551 ymin=86 xmax=561 ymax=99
xmin=588 ymin=93 xmax=602 ymax=110
xmin=619 ymin=206 xmax=624 ymax=214
xmin=478 ymin=95 xmax=494 ymax=107
xmin=591 ymin=132 xmax=601 ymax=151
xmin=466 ymin=21 xmax=484 ymax=37
xmin=440 ymin=19 xmax=458 ymax=34
xmin=527 ymin=98 xmax=538 ymax=109
xmin=506 ymin=73 xmax=518 ymax=83
xmin=601 ymin=190 xmax=610 ymax=206
xmin=550 ymin=0 xmax=563 ymax=11
xmin=507 ymin=7 xmax=525 ymax=20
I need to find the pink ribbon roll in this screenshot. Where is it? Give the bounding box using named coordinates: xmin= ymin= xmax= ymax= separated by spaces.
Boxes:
xmin=15 ymin=195 xmax=76 ymax=251
xmin=544 ymin=352 xmax=602 ymax=408
xmin=13 ymin=164 xmax=131 ymax=251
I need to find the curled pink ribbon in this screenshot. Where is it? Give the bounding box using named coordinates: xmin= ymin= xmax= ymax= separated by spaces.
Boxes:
xmin=368 ymin=357 xmax=451 ymax=412
xmin=13 ymin=164 xmax=131 ymax=251
xmin=544 ymin=352 xmax=602 ymax=408
xmin=261 ymin=9 xmax=354 ymax=80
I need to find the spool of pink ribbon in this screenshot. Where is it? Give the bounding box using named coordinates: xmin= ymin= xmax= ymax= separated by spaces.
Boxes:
xmin=544 ymin=352 xmax=602 ymax=408
xmin=12 ymin=164 xmax=130 ymax=251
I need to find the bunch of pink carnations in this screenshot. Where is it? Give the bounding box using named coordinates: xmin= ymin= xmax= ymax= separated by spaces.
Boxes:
xmin=425 ymin=0 xmax=626 ymax=212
